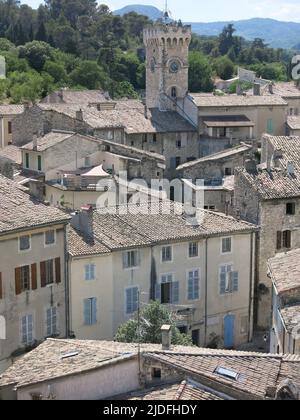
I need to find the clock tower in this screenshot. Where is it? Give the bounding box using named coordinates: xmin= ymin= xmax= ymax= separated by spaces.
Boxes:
xmin=143 ymin=19 xmax=192 ymax=111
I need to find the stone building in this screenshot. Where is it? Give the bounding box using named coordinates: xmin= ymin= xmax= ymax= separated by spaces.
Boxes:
xmin=233 ymin=135 xmax=300 ymax=329
xmin=268 ymin=249 xmax=300 ymax=355
xmin=68 ymin=201 xmax=257 ymax=349
xmin=19 ymin=130 xmax=166 ymax=209
xmin=0 ymin=105 xmax=24 ymax=149
xmin=0 ymin=338 xmax=299 ymax=400
xmin=0 ymin=175 xmax=70 ymax=373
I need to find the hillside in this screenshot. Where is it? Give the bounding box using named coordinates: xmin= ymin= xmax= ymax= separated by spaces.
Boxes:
xmin=113 ymin=5 xmax=300 ymax=49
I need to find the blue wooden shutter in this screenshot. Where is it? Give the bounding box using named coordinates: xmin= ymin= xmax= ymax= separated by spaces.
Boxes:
xmin=132 ymin=287 xmax=138 ymax=312
xmin=84 ymin=299 xmax=91 ymax=325
xmin=155 ymin=283 xmax=161 ymax=302
xmin=220 ymin=267 xmax=227 ymax=294
xmin=172 ymin=281 xmax=179 ymax=304
xmin=91 ymin=298 xmax=97 ymax=324
xmin=194 ymin=272 xmax=200 ymax=299
xmin=90 ymin=264 xmax=95 ymax=280
xmin=28 ymin=314 xmax=33 ymax=343
xmin=232 ymin=272 xmax=239 ymax=292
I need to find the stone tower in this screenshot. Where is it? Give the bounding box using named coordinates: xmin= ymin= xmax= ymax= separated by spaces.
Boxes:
xmin=143 ymin=21 xmax=192 ymax=111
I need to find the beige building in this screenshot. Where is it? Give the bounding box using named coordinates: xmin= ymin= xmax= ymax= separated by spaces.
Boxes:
xmin=0 ymin=338 xmax=299 ymax=400
xmin=68 ymin=202 xmax=257 ymax=349
xmin=0 ymin=175 xmax=70 ymax=373
xmin=0 ymin=105 xmax=24 ymax=149
xmin=269 ymin=249 xmax=300 ymax=355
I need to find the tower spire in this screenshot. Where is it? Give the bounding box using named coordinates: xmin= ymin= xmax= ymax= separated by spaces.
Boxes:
xmin=163 ymin=0 xmax=170 ymax=23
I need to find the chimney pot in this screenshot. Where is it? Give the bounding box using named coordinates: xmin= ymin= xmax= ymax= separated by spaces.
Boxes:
xmin=71 ymin=205 xmax=94 ymax=237
xmin=76 ymin=109 xmax=84 ymax=121
xmin=32 ymin=134 xmax=38 ymax=151
xmin=161 ymin=325 xmax=172 ymax=351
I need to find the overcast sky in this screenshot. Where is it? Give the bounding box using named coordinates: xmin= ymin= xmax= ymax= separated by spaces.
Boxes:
xmin=22 ymin=0 xmax=300 ymax=22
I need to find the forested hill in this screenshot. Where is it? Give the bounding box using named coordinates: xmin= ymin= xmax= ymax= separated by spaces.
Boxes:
xmin=0 ymin=0 xmax=293 ymax=104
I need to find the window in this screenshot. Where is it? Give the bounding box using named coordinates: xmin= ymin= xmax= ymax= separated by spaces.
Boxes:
xmin=46 ymin=307 xmax=57 ymax=337
xmin=225 ymin=168 xmax=232 ymax=176
xmin=45 ymin=260 xmax=54 ymax=285
xmin=19 ymin=235 xmax=31 ymax=252
xmin=126 ymin=287 xmax=139 ymax=314
xmin=123 ymin=250 xmax=140 ymax=269
xmin=25 ymin=153 xmax=29 ymax=169
xmin=267 ymin=119 xmax=274 ymax=134
xmin=162 ymin=246 xmax=172 ymax=262
xmin=45 ymin=230 xmax=55 ymax=246
xmin=215 ymin=367 xmax=239 ymax=381
xmin=21 ymin=314 xmax=33 ymax=345
xmin=277 ymin=231 xmax=292 ymax=250
xmin=8 ymin=121 xmax=12 ymax=134
xmin=153 ymin=134 xmax=157 ymax=144
xmin=189 ymin=242 xmax=199 ymax=258
xmin=156 ymin=274 xmax=179 ymax=305
xmin=84 ymin=156 xmax=91 ymax=167
xmin=188 ymin=270 xmax=200 ymax=301
xmin=37 ymin=155 xmax=42 ymax=171
xmin=221 ymin=237 xmax=232 ymax=254
xmin=176 ymin=140 xmax=182 ymax=149
xmin=20 ymin=266 xmax=30 ymax=292
xmin=286 ymin=203 xmax=296 ymax=215
xmin=152 ymin=368 xmax=162 ymax=379
xmin=171 ymin=87 xmax=177 ymax=98
xmin=85 ymin=264 xmax=96 ymax=281
xmin=83 ymin=298 xmax=97 ymax=326
xmin=220 ymin=265 xmax=239 ymax=295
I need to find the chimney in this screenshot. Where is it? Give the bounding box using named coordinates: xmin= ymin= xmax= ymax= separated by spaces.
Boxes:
xmin=161 ymin=325 xmax=172 ymax=351
xmin=273 ymin=149 xmax=283 ymax=168
xmin=268 ymin=83 xmax=274 ymax=95
xmin=245 ymin=159 xmax=257 ymax=174
xmin=32 ymin=134 xmax=38 ymax=151
xmin=71 ymin=205 xmax=94 ymax=237
xmin=144 ymin=105 xmax=149 ymax=119
xmin=236 ymin=83 xmax=242 ymax=96
xmin=58 ymin=89 xmax=64 ymax=102
xmin=76 ymin=109 xmax=83 ymax=121
xmin=253 ymin=83 xmax=261 ymax=96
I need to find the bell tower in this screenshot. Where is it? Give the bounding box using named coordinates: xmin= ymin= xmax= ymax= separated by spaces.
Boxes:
xmin=143 ymin=10 xmax=191 ymax=111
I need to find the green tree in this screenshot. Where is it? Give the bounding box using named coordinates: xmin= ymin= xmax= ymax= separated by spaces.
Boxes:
xmin=188 ymin=51 xmax=214 ymax=92
xmin=214 ymin=56 xmax=235 ymax=80
xmin=69 ymin=60 xmax=108 ymax=89
xmin=18 ymin=41 xmax=53 ymax=71
xmin=219 ymin=24 xmax=236 ymax=55
xmin=115 ymin=301 xmax=194 ymax=346
xmin=113 ymin=81 xmax=139 ymax=99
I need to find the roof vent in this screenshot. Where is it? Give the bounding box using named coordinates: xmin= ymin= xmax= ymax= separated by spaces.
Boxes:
xmin=61 ymin=351 xmax=79 ymax=360
xmin=215 ymin=367 xmax=240 ymax=381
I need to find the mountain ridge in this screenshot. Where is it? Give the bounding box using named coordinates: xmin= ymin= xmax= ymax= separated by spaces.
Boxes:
xmin=113 ymin=5 xmax=300 ymax=49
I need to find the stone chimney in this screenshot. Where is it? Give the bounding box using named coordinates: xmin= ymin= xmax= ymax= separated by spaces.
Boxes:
xmin=161 ymin=325 xmax=172 ymax=351
xmin=273 ymin=149 xmax=283 ymax=168
xmin=253 ymin=83 xmax=261 ymax=96
xmin=268 ymin=83 xmax=274 ymax=95
xmin=244 ymin=159 xmax=257 ymax=174
xmin=71 ymin=205 xmax=94 ymax=238
xmin=236 ymin=83 xmax=242 ymax=96
xmin=58 ymin=89 xmax=64 ymax=102
xmin=287 ymin=161 xmax=295 ymax=177
xmin=76 ymin=109 xmax=83 ymax=121
xmin=32 ymin=134 xmax=38 ymax=151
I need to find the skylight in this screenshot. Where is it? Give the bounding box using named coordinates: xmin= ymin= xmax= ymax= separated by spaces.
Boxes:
xmin=215 ymin=367 xmax=240 ymax=381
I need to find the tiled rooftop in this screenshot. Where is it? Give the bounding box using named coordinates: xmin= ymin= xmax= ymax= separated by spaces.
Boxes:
xmin=280 ymin=305 xmax=300 ymax=333
xmin=203 ymin=115 xmax=255 ymax=127
xmin=40 ymin=89 xmax=110 ymax=105
xmin=68 ymin=201 xmax=257 ymax=257
xmin=268 ymin=249 xmax=300 ymax=295
xmin=0 ymin=105 xmax=24 ymax=115
xmin=1 ymin=338 xmax=299 ymax=400
xmin=0 ymin=145 xmax=22 ymax=165
xmin=177 ymin=144 xmax=251 ymax=170
xmin=38 ymin=103 xmax=196 ymax=133
xmin=0 ymin=175 xmax=70 ymax=235
xmin=191 ymin=94 xmax=287 ymax=108
xmin=21 ymin=131 xmax=75 ymax=152
xmin=287 ymin=117 xmax=300 ymax=130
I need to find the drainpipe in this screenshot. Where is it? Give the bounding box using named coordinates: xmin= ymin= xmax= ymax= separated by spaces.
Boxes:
xmin=64 ymin=225 xmax=70 ymax=338
xmin=248 ymin=231 xmax=255 ymax=343
xmin=204 ymin=237 xmax=208 ymax=346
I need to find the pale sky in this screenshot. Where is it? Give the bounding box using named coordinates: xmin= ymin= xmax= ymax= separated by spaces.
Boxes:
xmin=22 ymin=0 xmax=300 ymax=23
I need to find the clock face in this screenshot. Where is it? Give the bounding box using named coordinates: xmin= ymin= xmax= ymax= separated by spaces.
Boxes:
xmin=170 ymin=60 xmax=180 ymax=73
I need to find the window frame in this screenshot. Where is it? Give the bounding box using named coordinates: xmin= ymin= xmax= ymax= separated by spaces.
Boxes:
xmin=44 ymin=230 xmax=56 ymax=247
xmin=21 ymin=313 xmax=34 ymax=346
xmin=125 ymin=286 xmax=139 ymax=315
xmin=20 ymin=265 xmax=31 ymax=293
xmin=85 ymin=263 xmax=96 ymax=281
xmin=161 ymin=245 xmax=173 ymax=263
xmin=187 ymin=269 xmax=200 ymax=301
xmin=45 ymin=260 xmax=54 ymax=286
xmin=221 ymin=237 xmax=232 ymax=255
xmin=46 ymin=306 xmax=57 ymax=337
xmin=19 ymin=235 xmax=31 ymax=253
xmin=219 ymin=263 xmax=239 ymax=296
xmin=188 ymin=242 xmax=199 ymax=259
xmin=123 ymin=250 xmax=140 ymax=270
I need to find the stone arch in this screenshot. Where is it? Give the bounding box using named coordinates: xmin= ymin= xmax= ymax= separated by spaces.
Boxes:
xmin=173 ymin=38 xmax=178 ymax=46
xmin=179 ymin=38 xmax=184 ymax=46
xmin=167 ymin=38 xmax=172 ymax=47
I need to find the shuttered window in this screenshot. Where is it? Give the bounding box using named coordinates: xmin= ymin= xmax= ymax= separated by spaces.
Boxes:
xmin=85 ymin=264 xmax=96 ymax=281
xmin=46 ymin=307 xmax=57 ymax=337
xmin=162 ymin=246 xmax=172 ymax=263
xmin=21 ymin=314 xmax=33 ymax=345
xmin=83 ymin=298 xmax=97 ymax=326
xmin=126 ymin=287 xmax=139 ymax=314
xmin=158 ymin=274 xmax=179 ymax=304
xmin=220 ymin=265 xmax=239 ymax=295
xmin=188 ymin=270 xmax=200 ymax=300
xmin=123 ymin=250 xmax=140 ymax=269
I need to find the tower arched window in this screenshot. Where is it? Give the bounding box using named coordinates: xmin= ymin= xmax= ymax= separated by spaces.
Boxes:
xmin=171 ymin=87 xmax=177 ymax=98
